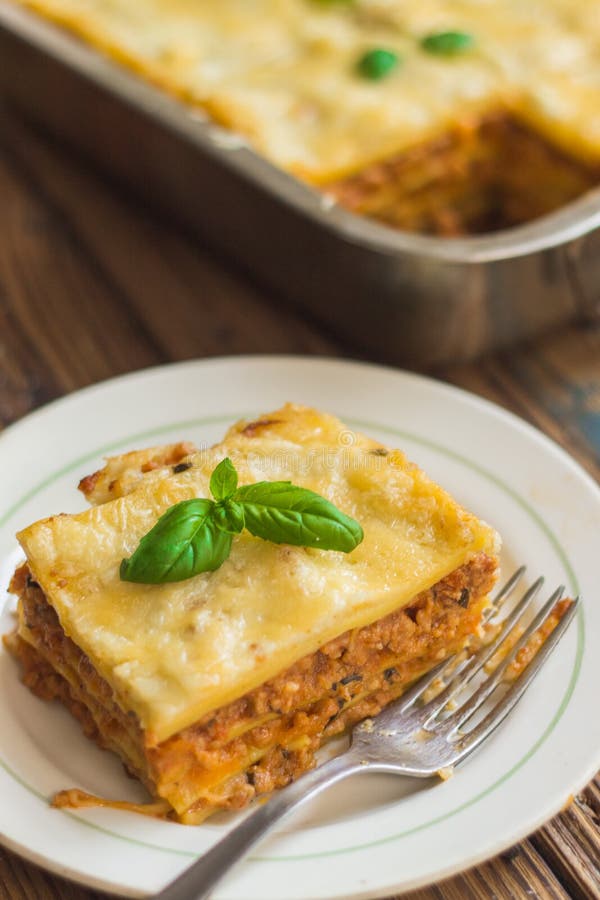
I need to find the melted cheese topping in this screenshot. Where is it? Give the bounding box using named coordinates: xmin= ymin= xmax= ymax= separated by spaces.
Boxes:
xmin=12 ymin=0 xmax=600 ymax=181
xmin=17 ymin=405 xmax=499 ymax=742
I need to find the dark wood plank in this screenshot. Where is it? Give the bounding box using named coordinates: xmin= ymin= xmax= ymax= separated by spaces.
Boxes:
xmin=0 ymin=138 xmax=162 ymax=415
xmin=0 ymin=107 xmax=339 ymax=368
xmin=530 ymin=787 xmax=600 ymax=900
xmin=0 ymin=846 xmax=107 ymax=900
xmin=400 ymin=839 xmax=571 ymax=899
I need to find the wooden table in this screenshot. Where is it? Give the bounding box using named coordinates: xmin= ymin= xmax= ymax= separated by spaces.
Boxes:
xmin=0 ymin=103 xmax=599 ymax=900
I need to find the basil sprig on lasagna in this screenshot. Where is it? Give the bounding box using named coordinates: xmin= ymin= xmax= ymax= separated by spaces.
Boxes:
xmin=120 ymin=457 xmax=364 ymax=584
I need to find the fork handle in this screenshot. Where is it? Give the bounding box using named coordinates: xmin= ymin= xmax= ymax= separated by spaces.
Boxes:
xmin=157 ymin=750 xmax=363 ymax=900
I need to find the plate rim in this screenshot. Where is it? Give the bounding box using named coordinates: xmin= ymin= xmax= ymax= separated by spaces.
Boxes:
xmin=0 ymin=354 xmax=598 ymax=899
xmin=0 ymin=352 xmax=598 ymax=495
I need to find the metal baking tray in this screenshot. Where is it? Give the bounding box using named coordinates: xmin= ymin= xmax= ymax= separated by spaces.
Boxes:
xmin=1 ymin=2 xmax=599 ymax=365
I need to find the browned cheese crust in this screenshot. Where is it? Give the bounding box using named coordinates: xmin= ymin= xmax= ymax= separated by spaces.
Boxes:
xmin=78 ymin=441 xmax=196 ymax=505
xmin=6 ymin=554 xmax=497 ymax=822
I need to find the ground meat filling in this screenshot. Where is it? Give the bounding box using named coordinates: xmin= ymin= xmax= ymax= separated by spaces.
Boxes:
xmin=327 ymin=113 xmax=600 ymax=236
xmin=6 ymin=554 xmax=497 ymax=822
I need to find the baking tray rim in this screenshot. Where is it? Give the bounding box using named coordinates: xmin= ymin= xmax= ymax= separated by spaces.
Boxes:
xmin=2 ymin=0 xmax=599 ymax=265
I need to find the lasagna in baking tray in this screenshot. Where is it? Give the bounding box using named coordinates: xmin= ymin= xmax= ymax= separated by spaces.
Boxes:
xmin=4 ymin=405 xmax=500 ymax=823
xmin=9 ymin=0 xmax=600 ymax=234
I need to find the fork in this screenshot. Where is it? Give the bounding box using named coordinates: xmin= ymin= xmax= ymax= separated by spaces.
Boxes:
xmin=157 ymin=568 xmax=579 ymax=900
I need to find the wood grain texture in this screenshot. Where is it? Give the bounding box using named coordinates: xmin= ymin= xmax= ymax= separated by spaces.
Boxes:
xmin=529 ymin=785 xmax=600 ymax=899
xmin=0 ymin=846 xmax=106 ymax=900
xmin=400 ymin=839 xmax=572 ymax=900
xmin=0 ymin=103 xmax=598 ymax=900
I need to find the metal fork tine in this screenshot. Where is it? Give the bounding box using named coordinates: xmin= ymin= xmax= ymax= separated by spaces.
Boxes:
xmin=454 ymin=598 xmax=579 ymax=762
xmin=374 ymin=567 xmax=527 ymax=722
xmin=351 ymin=577 xmax=578 ymax=785
xmin=446 ymin=584 xmax=566 ymax=732
xmin=417 ymin=573 xmax=543 ymax=724
xmin=484 ymin=565 xmax=527 ymax=620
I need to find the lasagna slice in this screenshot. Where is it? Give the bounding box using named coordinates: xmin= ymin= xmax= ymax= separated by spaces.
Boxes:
xmin=4 ymin=404 xmax=500 ymax=823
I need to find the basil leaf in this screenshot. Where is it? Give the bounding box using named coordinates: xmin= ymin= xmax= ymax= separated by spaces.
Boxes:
xmin=120 ymin=460 xmax=364 ymax=585
xmin=120 ymin=499 xmax=232 ymax=583
xmin=210 ymin=457 xmax=238 ymax=501
xmin=212 ymin=500 xmax=245 ymax=535
xmin=234 ymin=482 xmax=363 ymax=552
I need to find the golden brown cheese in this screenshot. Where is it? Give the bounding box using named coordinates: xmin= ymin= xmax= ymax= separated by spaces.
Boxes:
xmin=11 ymin=0 xmax=600 ymax=181
xmin=78 ymin=441 xmax=196 ymax=505
xmin=17 ymin=404 xmax=499 ymax=743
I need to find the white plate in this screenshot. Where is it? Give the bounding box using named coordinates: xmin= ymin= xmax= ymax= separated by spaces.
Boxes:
xmin=1 ymin=356 xmax=599 ymax=900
